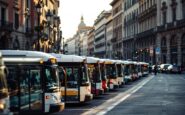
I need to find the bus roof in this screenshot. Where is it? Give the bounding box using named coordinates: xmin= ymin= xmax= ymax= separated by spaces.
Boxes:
xmin=140 ymin=62 xmax=149 ymax=65
xmin=99 ymin=59 xmax=106 ymax=63
xmin=104 ymin=59 xmax=116 ymax=64
xmin=50 ymin=53 xmax=86 ymax=63
xmin=86 ymin=57 xmax=99 ymax=63
xmin=123 ymin=60 xmax=134 ymax=64
xmin=115 ymin=60 xmax=124 ymax=64
xmin=0 ymin=50 xmax=56 ymax=62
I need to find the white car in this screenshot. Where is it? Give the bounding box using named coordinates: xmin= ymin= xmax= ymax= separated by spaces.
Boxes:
xmin=160 ymin=64 xmax=172 ymax=73
xmin=167 ymin=65 xmax=181 ymax=74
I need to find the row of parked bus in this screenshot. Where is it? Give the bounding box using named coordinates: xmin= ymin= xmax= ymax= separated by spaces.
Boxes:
xmin=0 ymin=50 xmax=149 ymax=115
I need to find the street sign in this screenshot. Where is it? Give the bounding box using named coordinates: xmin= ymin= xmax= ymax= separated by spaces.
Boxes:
xmin=155 ymin=47 xmax=160 ymax=55
xmin=150 ymin=46 xmax=153 ymax=56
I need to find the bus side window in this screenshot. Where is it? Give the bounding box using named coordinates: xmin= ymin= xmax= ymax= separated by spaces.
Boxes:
xmin=59 ymin=67 xmax=66 ymax=86
xmin=7 ymin=66 xmax=19 ymax=110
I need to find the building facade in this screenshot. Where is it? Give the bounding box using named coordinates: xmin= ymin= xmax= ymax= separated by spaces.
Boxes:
xmin=73 ymin=16 xmax=92 ymax=56
xmin=136 ymin=0 xmax=157 ymax=64
xmin=123 ymin=0 xmax=139 ymax=60
xmin=105 ymin=12 xmax=113 ymax=59
xmin=0 ymin=0 xmax=61 ymax=53
xmin=0 ymin=0 xmax=24 ymax=50
xmin=65 ymin=37 xmax=75 ymax=55
xmin=110 ymin=0 xmax=123 ymax=59
xmin=94 ymin=11 xmax=110 ymax=58
xmin=156 ymin=0 xmax=185 ymax=69
xmin=87 ymin=28 xmax=95 ymax=56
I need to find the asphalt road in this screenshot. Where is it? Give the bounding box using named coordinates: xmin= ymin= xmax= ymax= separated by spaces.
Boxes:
xmin=52 ymin=73 xmax=185 ymax=115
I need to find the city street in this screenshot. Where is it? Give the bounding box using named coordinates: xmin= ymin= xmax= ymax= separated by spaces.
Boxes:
xmin=52 ymin=73 xmax=185 ymax=115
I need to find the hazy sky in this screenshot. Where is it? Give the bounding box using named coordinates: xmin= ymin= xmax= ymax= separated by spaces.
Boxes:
xmin=59 ymin=0 xmax=112 ymax=39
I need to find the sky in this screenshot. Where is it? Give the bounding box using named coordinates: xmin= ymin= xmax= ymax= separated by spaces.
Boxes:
xmin=58 ymin=0 xmax=112 ymax=39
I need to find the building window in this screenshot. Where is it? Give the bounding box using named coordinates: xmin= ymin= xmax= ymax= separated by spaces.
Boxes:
xmin=182 ymin=2 xmax=185 ymax=18
xmin=161 ymin=37 xmax=166 ymax=47
xmin=171 ymin=0 xmax=177 ymax=21
xmin=161 ymin=2 xmax=167 ymax=24
xmin=172 ymin=7 xmax=176 ymax=21
xmin=170 ymin=35 xmax=178 ymax=64
xmin=1 ymin=8 xmax=6 ymax=23
xmin=13 ymin=38 xmax=20 ymax=50
xmin=182 ymin=35 xmax=185 ymax=46
xmin=45 ymin=0 xmax=48 ymax=6
xmin=14 ymin=13 xmax=19 ymax=29
xmin=182 ymin=35 xmax=185 ymax=68
xmin=162 ymin=11 xmax=167 ymax=24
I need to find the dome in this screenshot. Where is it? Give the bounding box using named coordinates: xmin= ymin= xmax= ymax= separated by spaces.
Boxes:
xmin=78 ymin=16 xmax=86 ymax=29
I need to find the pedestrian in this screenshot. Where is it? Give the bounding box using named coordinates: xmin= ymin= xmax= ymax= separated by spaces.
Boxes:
xmin=154 ymin=65 xmax=157 ymax=75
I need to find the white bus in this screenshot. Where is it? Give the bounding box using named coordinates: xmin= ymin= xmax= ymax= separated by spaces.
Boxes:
xmin=86 ymin=57 xmax=104 ymax=96
xmin=99 ymin=59 xmax=109 ymax=92
xmin=123 ymin=61 xmax=133 ymax=83
xmin=104 ymin=59 xmax=119 ymax=90
xmin=51 ymin=54 xmax=93 ymax=103
xmin=115 ymin=60 xmax=125 ymax=87
xmin=0 ymin=52 xmax=11 ymax=115
xmin=141 ymin=62 xmax=149 ymax=76
xmin=1 ymin=50 xmax=64 ymax=114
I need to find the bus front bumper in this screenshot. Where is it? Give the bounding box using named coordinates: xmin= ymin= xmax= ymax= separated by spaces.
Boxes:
xmin=49 ymin=102 xmax=65 ymax=113
xmin=85 ymin=94 xmax=93 ymax=102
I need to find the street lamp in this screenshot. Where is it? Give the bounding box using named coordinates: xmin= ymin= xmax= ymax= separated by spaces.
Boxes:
xmin=46 ymin=9 xmax=53 ymax=52
xmin=35 ymin=0 xmax=43 ymax=51
xmin=63 ymin=37 xmax=65 ymax=54
xmin=53 ymin=16 xmax=60 ymax=52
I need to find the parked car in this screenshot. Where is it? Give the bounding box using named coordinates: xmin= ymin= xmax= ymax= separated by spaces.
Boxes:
xmin=160 ymin=64 xmax=172 ymax=73
xmin=167 ymin=65 xmax=181 ymax=74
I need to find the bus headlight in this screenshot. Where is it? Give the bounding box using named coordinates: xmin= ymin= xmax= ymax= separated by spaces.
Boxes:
xmin=0 ymin=103 xmax=5 ymax=111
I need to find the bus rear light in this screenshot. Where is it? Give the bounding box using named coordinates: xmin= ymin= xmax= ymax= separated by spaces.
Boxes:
xmin=45 ymin=95 xmax=50 ymax=100
xmin=109 ymin=79 xmax=113 ymax=84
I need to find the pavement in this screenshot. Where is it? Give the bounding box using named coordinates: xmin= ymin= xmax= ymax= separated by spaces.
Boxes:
xmin=52 ymin=73 xmax=185 ymax=115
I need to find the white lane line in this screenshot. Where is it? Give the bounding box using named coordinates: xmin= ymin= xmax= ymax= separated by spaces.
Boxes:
xmin=82 ymin=75 xmax=154 ymax=115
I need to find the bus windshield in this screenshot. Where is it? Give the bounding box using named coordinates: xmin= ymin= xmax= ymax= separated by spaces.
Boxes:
xmin=45 ymin=66 xmax=60 ymax=92
xmin=124 ymin=65 xmax=130 ymax=75
xmin=106 ymin=64 xmax=116 ymax=78
xmin=100 ymin=64 xmax=106 ymax=80
xmin=142 ymin=65 xmax=149 ymax=72
xmin=63 ymin=65 xmax=88 ymax=88
xmin=117 ymin=64 xmax=122 ymax=77
xmin=89 ymin=64 xmax=101 ymax=83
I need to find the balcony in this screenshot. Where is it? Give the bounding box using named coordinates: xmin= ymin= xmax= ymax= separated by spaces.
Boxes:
xmin=138 ymin=4 xmax=157 ymax=22
xmin=25 ymin=27 xmax=34 ymax=37
xmin=0 ymin=20 xmax=13 ymax=32
xmin=177 ymin=19 xmax=185 ymax=28
xmin=137 ymin=28 xmax=155 ymax=38
xmin=14 ymin=0 xmax=19 ymax=9
xmin=157 ymin=25 xmax=165 ymax=32
xmin=0 ymin=0 xmax=8 ymax=5
xmin=157 ymin=20 xmax=185 ymax=32
xmin=111 ymin=36 xmax=117 ymax=43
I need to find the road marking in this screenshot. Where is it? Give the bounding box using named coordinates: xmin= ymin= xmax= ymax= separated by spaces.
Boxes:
xmin=82 ymin=75 xmax=154 ymax=115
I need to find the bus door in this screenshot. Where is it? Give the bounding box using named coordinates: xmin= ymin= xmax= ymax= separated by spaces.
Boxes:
xmin=100 ymin=63 xmax=108 ymax=92
xmin=7 ymin=65 xmax=43 ymax=113
xmin=88 ymin=64 xmax=102 ymax=96
xmin=124 ymin=64 xmax=132 ymax=83
xmin=62 ymin=66 xmax=80 ymax=103
xmin=106 ymin=64 xmax=118 ymax=90
xmin=117 ymin=64 xmax=124 ymax=86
